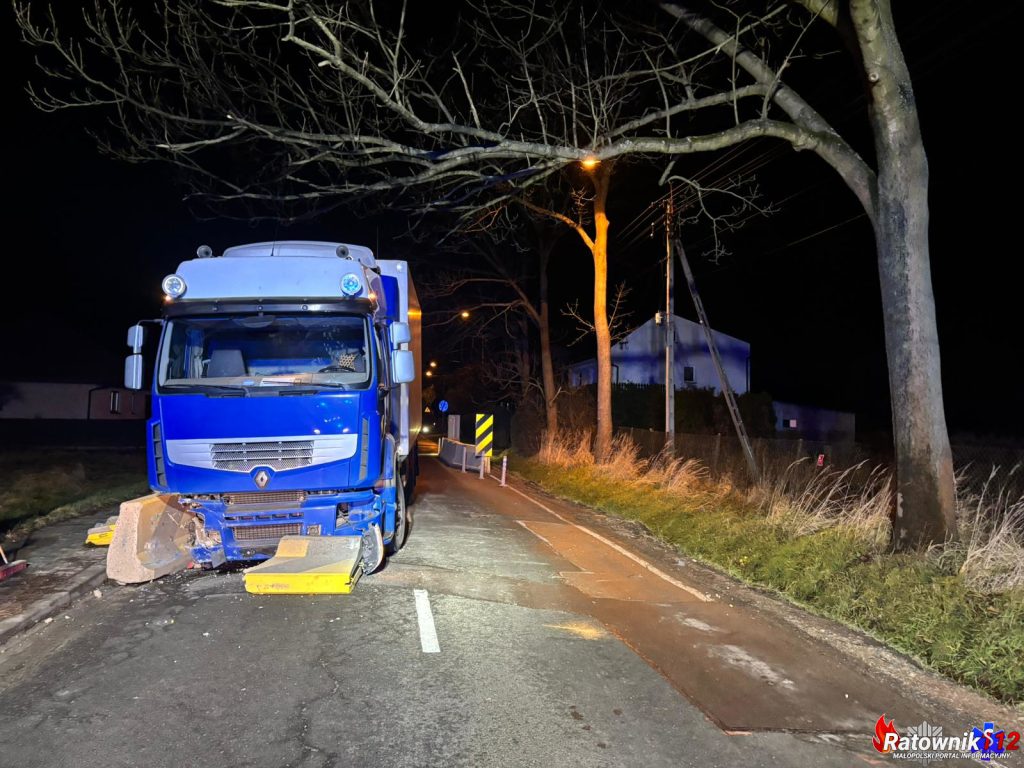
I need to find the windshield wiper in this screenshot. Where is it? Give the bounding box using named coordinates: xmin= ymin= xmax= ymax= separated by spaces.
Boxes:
xmin=163 ymin=384 xmax=249 ymax=397
xmin=277 ymin=383 xmax=351 ymax=395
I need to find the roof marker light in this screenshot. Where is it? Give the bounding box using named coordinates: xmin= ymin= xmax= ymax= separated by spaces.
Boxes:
xmin=162 ymin=274 xmax=187 ymax=299
xmin=340 ymin=272 xmax=362 ymax=296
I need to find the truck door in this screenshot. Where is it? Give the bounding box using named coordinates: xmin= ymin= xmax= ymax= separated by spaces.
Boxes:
xmin=375 ymin=323 xmax=391 ymax=432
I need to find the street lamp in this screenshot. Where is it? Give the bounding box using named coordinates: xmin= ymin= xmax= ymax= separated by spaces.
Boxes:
xmin=580 ymin=155 xmax=600 ymax=171
xmin=460 ymin=310 xmax=470 ymax=319
xmin=429 ymin=361 xmax=438 ymax=368
xmin=425 ymin=370 xmax=433 ymax=378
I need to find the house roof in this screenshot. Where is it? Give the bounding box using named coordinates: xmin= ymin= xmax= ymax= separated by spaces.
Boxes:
xmin=568 ymin=313 xmax=749 ymax=369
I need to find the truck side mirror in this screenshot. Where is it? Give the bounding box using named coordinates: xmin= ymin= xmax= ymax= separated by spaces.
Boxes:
xmin=125 ymin=354 xmax=145 ymax=390
xmin=127 ymin=324 xmax=146 ymax=353
xmin=390 ymin=322 xmax=411 ymax=347
xmin=391 ymin=350 xmax=415 ymax=384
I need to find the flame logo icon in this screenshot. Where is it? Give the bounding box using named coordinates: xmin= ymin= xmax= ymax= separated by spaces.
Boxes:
xmin=873 ymin=715 xmax=899 ymax=753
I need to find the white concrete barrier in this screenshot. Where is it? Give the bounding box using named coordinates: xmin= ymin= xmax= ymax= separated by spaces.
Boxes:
xmin=438 ymin=439 xmax=487 ymax=472
xmin=107 ymin=494 xmax=193 ymax=584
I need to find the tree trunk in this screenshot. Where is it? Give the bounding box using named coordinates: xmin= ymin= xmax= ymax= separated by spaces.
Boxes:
xmin=591 ymin=165 xmax=613 ymax=462
xmin=853 ymin=0 xmax=956 ymax=546
xmin=538 ymin=239 xmax=558 ymax=436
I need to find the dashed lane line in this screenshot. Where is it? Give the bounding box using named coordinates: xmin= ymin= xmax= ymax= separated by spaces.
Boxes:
xmin=413 ymin=588 xmax=441 ymax=653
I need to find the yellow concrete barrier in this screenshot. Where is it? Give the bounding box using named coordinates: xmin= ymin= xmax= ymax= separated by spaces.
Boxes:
xmin=244 ymin=535 xmax=364 ymax=595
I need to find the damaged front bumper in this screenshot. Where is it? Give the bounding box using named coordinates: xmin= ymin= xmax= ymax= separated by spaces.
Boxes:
xmin=181 ymin=489 xmax=386 ymax=566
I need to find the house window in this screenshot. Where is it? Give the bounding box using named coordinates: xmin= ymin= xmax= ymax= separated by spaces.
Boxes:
xmin=109 ymin=391 xmax=121 ymax=414
xmin=683 ymin=366 xmax=695 ymax=383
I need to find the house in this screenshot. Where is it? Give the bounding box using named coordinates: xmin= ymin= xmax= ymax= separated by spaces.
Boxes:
xmin=774 ymin=400 xmax=856 ymax=443
xmin=566 ymin=314 xmax=750 ymax=394
xmin=0 ymin=381 xmax=148 ymax=421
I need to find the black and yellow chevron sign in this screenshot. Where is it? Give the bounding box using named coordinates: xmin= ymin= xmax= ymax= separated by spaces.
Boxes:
xmin=475 ymin=413 xmax=494 ymax=457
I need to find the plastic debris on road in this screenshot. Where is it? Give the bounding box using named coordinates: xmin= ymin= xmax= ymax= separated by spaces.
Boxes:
xmin=86 ymin=516 xmax=120 ymax=546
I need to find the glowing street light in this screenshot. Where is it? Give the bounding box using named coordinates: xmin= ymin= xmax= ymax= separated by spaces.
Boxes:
xmin=460 ymin=310 xmax=470 ymax=319
xmin=429 ymin=361 xmax=438 ymax=368
xmin=580 ymin=156 xmax=600 ymax=171
xmin=425 ymin=370 xmax=433 ymax=378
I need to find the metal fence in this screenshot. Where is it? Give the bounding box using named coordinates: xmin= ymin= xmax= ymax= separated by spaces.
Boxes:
xmin=616 ymin=426 xmax=1024 ymax=493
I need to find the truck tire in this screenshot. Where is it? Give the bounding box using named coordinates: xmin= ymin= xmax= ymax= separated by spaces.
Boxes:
xmin=385 ymin=474 xmax=407 ymax=555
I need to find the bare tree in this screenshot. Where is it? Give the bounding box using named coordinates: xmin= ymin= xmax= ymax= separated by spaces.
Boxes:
xmin=14 ymin=0 xmax=669 ymax=461
xmin=14 ymin=0 xmax=954 ymax=545
xmin=420 ymin=225 xmax=563 ymax=428
xmin=653 ymin=0 xmax=954 ymax=546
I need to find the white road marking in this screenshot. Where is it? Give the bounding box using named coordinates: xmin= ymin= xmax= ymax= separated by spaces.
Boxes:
xmin=414 ymin=589 xmax=440 ymax=653
xmin=515 ymin=519 xmax=554 ymax=547
xmin=501 ymin=481 xmax=712 ymax=602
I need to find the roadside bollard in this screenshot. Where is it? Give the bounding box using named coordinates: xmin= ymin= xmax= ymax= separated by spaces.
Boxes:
xmin=461 ymin=445 xmax=467 ymax=472
xmin=500 ymin=455 xmax=507 ymax=486
xmin=478 ymin=456 xmax=485 ymax=480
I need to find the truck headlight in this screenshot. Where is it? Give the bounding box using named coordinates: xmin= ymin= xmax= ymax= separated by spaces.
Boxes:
xmin=340 ymin=273 xmax=362 ymax=296
xmin=162 ymin=274 xmax=187 ymax=299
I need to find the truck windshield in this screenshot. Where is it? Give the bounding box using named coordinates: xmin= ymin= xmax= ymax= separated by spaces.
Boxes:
xmin=158 ymin=314 xmax=372 ymax=392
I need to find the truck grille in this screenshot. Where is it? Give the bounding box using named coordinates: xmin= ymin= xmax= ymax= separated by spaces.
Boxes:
xmin=224 ymin=491 xmax=307 ymax=507
xmin=230 ymin=523 xmax=302 ymax=542
xmin=211 ymin=441 xmax=314 ymax=471
xmin=167 ymin=435 xmax=357 ymax=472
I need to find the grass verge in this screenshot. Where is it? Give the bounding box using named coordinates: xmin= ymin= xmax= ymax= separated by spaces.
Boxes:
xmin=1 ymin=450 xmax=149 ymax=549
xmin=513 ymin=452 xmax=1024 ymax=706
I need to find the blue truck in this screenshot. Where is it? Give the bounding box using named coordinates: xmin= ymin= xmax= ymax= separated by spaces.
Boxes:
xmin=123 ymin=241 xmax=421 ymax=580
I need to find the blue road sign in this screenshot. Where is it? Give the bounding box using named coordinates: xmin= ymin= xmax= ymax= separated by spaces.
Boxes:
xmin=438 ymin=399 xmax=449 ymax=413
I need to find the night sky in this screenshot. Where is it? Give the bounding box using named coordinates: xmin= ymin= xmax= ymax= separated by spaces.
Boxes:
xmin=2 ymin=2 xmax=1018 ymax=441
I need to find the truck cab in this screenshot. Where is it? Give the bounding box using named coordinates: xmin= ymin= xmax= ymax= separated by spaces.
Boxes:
xmin=124 ymin=241 xmax=421 ymax=568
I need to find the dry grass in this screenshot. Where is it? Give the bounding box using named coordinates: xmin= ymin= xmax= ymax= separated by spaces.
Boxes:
xmin=602 ymin=433 xmax=646 ymax=483
xmin=540 ymin=429 xmax=894 ymax=548
xmin=642 ymin=450 xmax=709 ymax=493
xmin=935 ymin=467 xmax=1024 ymax=594
xmin=756 ymin=460 xmax=892 ymax=550
xmin=539 ymin=430 xmax=709 ymax=492
xmin=537 ymin=430 xmax=594 ymax=468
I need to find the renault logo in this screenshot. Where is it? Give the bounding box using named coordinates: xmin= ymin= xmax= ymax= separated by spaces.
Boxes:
xmin=254 ymin=470 xmax=271 ymax=489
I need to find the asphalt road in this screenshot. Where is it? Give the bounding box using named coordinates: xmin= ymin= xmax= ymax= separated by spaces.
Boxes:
xmin=0 ymin=458 xmax=970 ymax=767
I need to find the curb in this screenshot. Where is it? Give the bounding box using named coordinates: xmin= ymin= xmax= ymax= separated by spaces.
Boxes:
xmin=0 ymin=563 xmax=107 ymax=645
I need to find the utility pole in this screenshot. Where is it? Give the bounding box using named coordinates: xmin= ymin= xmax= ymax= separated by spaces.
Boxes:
xmin=675 ymin=237 xmax=760 ymax=483
xmin=664 ymin=191 xmax=675 ymax=453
